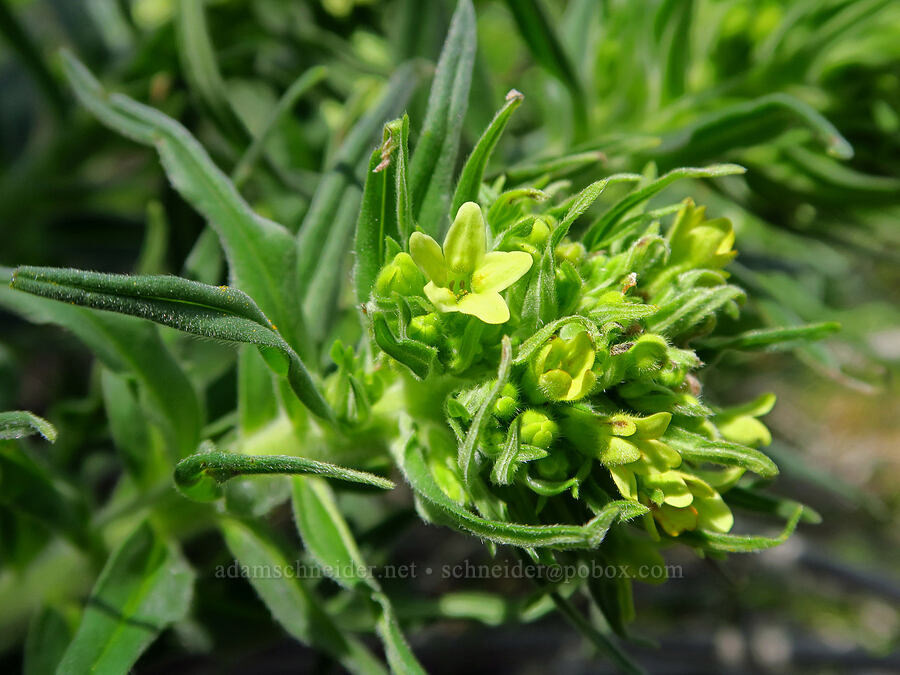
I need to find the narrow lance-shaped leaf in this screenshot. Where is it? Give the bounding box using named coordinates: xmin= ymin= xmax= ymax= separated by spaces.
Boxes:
xmin=725 ymin=486 xmax=822 ymax=525
xmin=232 ymin=66 xmax=329 ymax=188
xmin=372 ymin=313 xmax=438 ymax=380
xmin=101 ymin=369 xmax=162 ymax=485
xmin=303 ymin=188 xmax=362 ymax=342
xmin=686 ymin=506 xmax=804 ymax=553
xmin=55 ymin=522 xmax=194 ymax=675
xmin=0 ymin=440 xmax=92 ymax=550
xmin=292 ymin=478 xmax=427 ymax=674
xmin=459 ymin=336 xmax=512 ymax=486
xmin=355 ymin=121 xmax=402 ymax=303
xmin=10 ymin=266 xmax=333 ymax=422
xmin=664 ymin=426 xmax=779 ymax=478
xmin=175 ymin=0 xmax=250 ymax=143
xmin=550 ymin=173 xmax=643 ymax=247
xmin=23 ymin=606 xmax=74 ymax=675
xmin=584 ymin=164 xmax=746 ymax=248
xmin=238 ymin=346 xmax=280 ymax=436
xmin=652 ymin=94 xmax=854 ymax=168
xmin=298 ymin=64 xmax=420 ymax=300
xmin=220 ymin=520 xmax=388 ymax=675
xmin=451 ymin=89 xmax=525 ymax=215
xmin=409 ymin=0 xmax=477 ymax=238
xmin=0 ymin=271 xmax=201 ymax=458
xmin=395 ymin=114 xmax=414 ymax=243
xmin=59 ymin=51 xmax=311 ymax=357
xmin=649 ymin=285 xmax=746 ymax=338
xmin=0 ymin=410 xmax=56 ymax=442
xmin=697 ymin=322 xmax=841 ymax=352
xmin=504 ymin=0 xmax=587 ymax=140
xmin=395 ymin=429 xmax=647 ymax=548
xmin=175 ymin=450 xmax=393 ymax=502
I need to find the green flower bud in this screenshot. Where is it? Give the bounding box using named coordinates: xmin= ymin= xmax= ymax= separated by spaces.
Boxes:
xmin=555 ymin=240 xmax=586 ymax=266
xmin=519 ymin=409 xmax=558 ymax=449
xmin=524 ymin=217 xmax=551 ymax=249
xmin=374 ymin=252 xmax=424 ymax=298
xmin=524 ymin=329 xmax=597 ymax=402
xmin=622 ymin=334 xmax=669 ymax=375
xmin=409 ymin=312 xmax=440 ymax=344
xmin=493 ymin=382 xmax=519 ymax=420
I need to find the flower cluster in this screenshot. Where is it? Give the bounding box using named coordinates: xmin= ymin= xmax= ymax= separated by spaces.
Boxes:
xmin=367 ymin=189 xmax=776 ymax=547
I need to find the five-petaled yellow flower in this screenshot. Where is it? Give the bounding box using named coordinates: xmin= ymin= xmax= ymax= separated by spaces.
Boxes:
xmin=409 ymin=202 xmax=533 ymax=324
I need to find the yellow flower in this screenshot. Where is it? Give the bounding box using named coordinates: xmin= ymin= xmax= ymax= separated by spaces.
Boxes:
xmin=409 ymin=202 xmax=532 ymax=324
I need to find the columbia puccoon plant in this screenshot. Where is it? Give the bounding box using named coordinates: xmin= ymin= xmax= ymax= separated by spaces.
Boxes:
xmin=2 ymin=1 xmax=884 ymax=673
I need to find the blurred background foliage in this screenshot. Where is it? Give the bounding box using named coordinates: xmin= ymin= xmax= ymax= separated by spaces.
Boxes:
xmin=0 ymin=0 xmax=898 ymax=672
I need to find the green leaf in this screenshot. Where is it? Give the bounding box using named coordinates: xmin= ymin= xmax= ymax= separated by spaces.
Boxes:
xmin=372 ymin=313 xmax=437 ymax=380
xmin=376 ymin=603 xmax=427 ymax=675
xmin=232 ymin=66 xmax=328 ymax=188
xmin=175 ymin=0 xmax=249 ymax=143
xmin=302 ymin=192 xmax=362 ymax=342
xmin=550 ymin=173 xmax=643 ymax=247
xmin=654 ymin=0 xmax=693 ymax=104
xmin=175 ymin=449 xmax=393 ymax=502
xmin=100 ymin=369 xmax=163 ymax=485
xmin=237 ymin=346 xmax=280 ymax=436
xmin=292 ymin=478 xmax=427 ymax=674
xmin=56 ymin=522 xmax=194 ymax=675
xmin=298 ymin=64 xmax=420 ymax=302
xmin=649 ymin=285 xmax=746 ymax=338
xmin=9 ymin=266 xmax=332 ymax=422
xmin=0 ymin=273 xmax=202 ymax=458
xmin=521 ymin=244 xmax=558 ymax=330
xmin=0 ymin=442 xmax=90 ymax=550
xmin=395 ymin=430 xmax=646 ymax=548
xmin=24 ymin=606 xmax=74 ymax=675
xmin=409 ymin=0 xmax=477 ymax=237
xmin=220 ymin=520 xmax=387 ymax=675
xmin=687 ymin=506 xmax=804 ymax=553
xmin=355 ymin=121 xmax=402 ymax=303
xmin=451 ymin=89 xmax=524 ymax=215
xmin=504 ymin=0 xmax=587 ymax=140
xmin=59 ymin=50 xmax=310 ymax=357
xmin=584 ymin=164 xmax=746 ymax=248
xmin=500 ymin=150 xmax=607 ymax=185
xmin=459 ymin=336 xmax=512 ymax=486
xmin=664 ymin=427 xmax=779 ymax=479
xmin=490 ymin=419 xmax=520 ymax=486
xmin=653 ymin=94 xmax=854 ymax=166
xmin=697 ymin=322 xmax=841 ymax=352
xmin=292 ymin=477 xmax=377 ymax=592
xmin=725 ymin=487 xmax=822 ymax=525
xmin=0 ymin=410 xmax=56 ymax=442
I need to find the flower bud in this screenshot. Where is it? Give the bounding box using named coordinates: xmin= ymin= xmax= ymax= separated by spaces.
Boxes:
xmin=623 ymin=334 xmax=669 ymax=374
xmin=519 ymin=409 xmax=558 ymax=449
xmin=409 ymin=312 xmax=440 ymax=344
xmin=374 ymin=252 xmax=424 ymax=298
xmin=524 ymin=330 xmax=597 ymax=402
xmin=524 ymin=217 xmax=551 ymax=249
xmin=493 ymin=382 xmax=519 ymax=420
xmin=555 ymin=240 xmax=586 ymax=266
